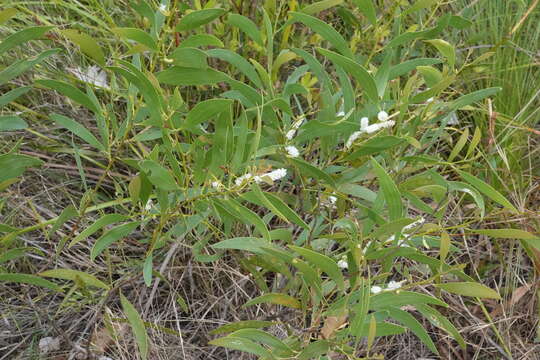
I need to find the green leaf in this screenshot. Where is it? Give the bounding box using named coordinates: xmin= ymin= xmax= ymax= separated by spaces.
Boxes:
xmin=263 ymin=192 xmax=310 ymax=230
xmin=176 ymin=8 xmax=226 ymax=31
xmin=215 ymin=199 xmax=271 ymax=241
xmin=60 ymin=29 xmax=106 ymax=65
xmin=352 ymin=0 xmax=377 ymax=24
xmin=210 ymin=320 xmax=274 ymax=335
xmin=0 ymin=154 xmax=43 ymax=183
xmin=50 ymin=113 xmax=105 ymax=151
xmin=69 ymin=214 xmax=127 ymax=248
xmin=416 ymin=304 xmax=466 ymax=349
xmin=39 ymin=268 xmax=109 ymax=289
xmin=143 ymin=253 xmax=153 ymax=287
xmin=49 ymin=205 xmax=78 ymax=236
xmin=184 ymin=98 xmax=233 ymax=130
xmin=209 ymin=336 xmax=274 ymax=358
xmin=448 ymin=181 xmax=485 ymax=217
xmin=289 ymin=245 xmax=344 ymax=292
xmin=417 ymin=65 xmax=442 ymax=87
xmin=206 ymin=49 xmax=263 ymax=88
xmin=227 ymin=14 xmax=263 ymax=46
xmin=345 ymin=136 xmax=404 ymax=160
xmin=244 ymin=293 xmax=301 ymax=309
xmin=0 ymin=49 xmax=60 ymax=85
xmin=211 ymin=237 xmax=270 ymax=254
xmin=156 ymin=66 xmax=228 ymax=86
xmin=0 ymin=86 xmax=31 ymax=107
xmin=370 ymin=291 xmax=448 ymax=310
xmin=36 ymin=80 xmax=101 ymax=114
xmin=435 ymin=282 xmax=501 ymax=299
xmin=425 ymin=39 xmax=455 ymax=68
xmin=317 ymin=47 xmax=379 ymax=102
xmin=472 ymin=229 xmax=538 ymax=240
xmin=112 ymin=28 xmax=157 ymax=51
xmin=0 ymin=116 xmax=28 ymax=131
xmin=298 ymin=340 xmax=330 ymax=360
xmin=139 ymin=160 xmax=177 ymax=191
xmin=0 ymin=273 xmax=61 ymax=291
xmin=0 ymin=8 xmax=18 ymax=25
xmin=448 ymin=127 xmax=469 ymax=162
xmin=232 ymin=328 xmax=293 ymax=355
xmin=0 ymin=26 xmax=53 ymax=56
xmin=290 ymin=12 xmax=352 ymax=58
xmin=457 ymin=170 xmax=518 ymax=213
xmin=449 ymin=87 xmax=501 ymax=112
xmin=301 ymin=0 xmax=344 ymax=15
xmin=403 ymin=0 xmax=440 ymax=16
xmin=178 ymin=33 xmax=224 ymax=48
xmin=387 ymin=308 xmax=438 ymax=354
xmin=290 ymin=157 xmax=336 ymax=188
xmin=170 ymin=47 xmax=208 ymax=68
xmin=371 ymin=158 xmax=403 ymax=220
xmin=120 ymin=293 xmax=148 ymax=360
xmin=0 ymin=247 xmax=29 ymax=264
xmin=91 ymin=221 xmax=141 ymax=260
xmin=389 ymin=58 xmax=441 ymax=80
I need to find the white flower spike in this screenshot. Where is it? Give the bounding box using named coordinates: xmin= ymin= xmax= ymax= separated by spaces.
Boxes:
xmin=337 ymin=256 xmax=348 ymax=269
xmin=386 ymin=280 xmax=406 ymax=291
xmin=377 ymin=111 xmax=389 ymax=122
xmin=360 ymin=117 xmax=369 ymax=130
xmin=285 ymin=129 xmax=296 ymax=140
xmin=345 ymin=131 xmax=362 ymax=148
xmin=363 ymin=120 xmax=395 ymax=134
xmin=285 ymin=145 xmax=300 ymax=158
xmin=371 ymin=285 xmax=383 ymax=294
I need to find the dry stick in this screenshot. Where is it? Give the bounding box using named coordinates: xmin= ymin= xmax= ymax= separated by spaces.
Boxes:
xmin=509 ymin=0 xmax=539 ymax=36
xmin=143 ymin=237 xmax=183 ymax=316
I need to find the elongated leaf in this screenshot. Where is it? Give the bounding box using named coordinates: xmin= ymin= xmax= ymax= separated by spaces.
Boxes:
xmin=210 ymin=320 xmax=274 ymax=335
xmin=371 ymin=158 xmax=403 ymax=220
xmin=290 ymin=12 xmax=352 ymax=58
xmin=317 ymin=47 xmax=379 ymax=102
xmin=472 ymin=229 xmax=538 ymax=240
xmin=0 ymin=273 xmax=61 ymax=291
xmin=0 ymin=116 xmax=28 ymax=131
xmin=0 ymin=26 xmax=53 ymax=56
xmin=156 ymin=66 xmax=228 ymax=85
xmin=69 ymin=214 xmax=127 ymax=247
xmin=0 ymin=86 xmax=31 ymax=107
xmin=387 ymin=307 xmax=438 ymax=354
xmin=425 ymin=39 xmax=455 ymax=68
xmin=345 ymin=136 xmax=404 ymax=160
xmin=264 ymin=192 xmax=309 ymax=230
xmin=244 ymin=293 xmax=301 ymax=309
xmin=0 ymin=8 xmax=18 ymax=25
xmin=388 ymin=58 xmax=441 ymax=80
xmin=36 ymin=80 xmax=100 ymax=113
xmin=290 ymin=157 xmax=336 ymax=188
xmin=176 ymin=8 xmax=226 ymax=31
xmin=227 ymin=14 xmax=263 ymax=46
xmin=211 ymin=237 xmax=270 ymax=254
xmin=50 ymin=113 xmax=105 ymax=151
xmin=352 ymin=0 xmax=377 ymax=24
xmin=209 ymin=336 xmax=273 ymax=358
xmin=0 ymin=49 xmax=60 ymax=85
xmin=302 ymin=0 xmax=343 ymax=15
xmin=206 ymin=49 xmax=262 ymax=88
xmin=91 ymin=221 xmax=141 ymax=260
xmin=139 ymin=160 xmax=177 ymax=191
xmin=449 ymin=87 xmax=501 ymax=112
xmin=178 ymin=33 xmax=224 ymax=48
xmin=39 ymin=268 xmax=109 ymax=289
xmin=448 ymin=181 xmax=485 ymax=217
xmin=457 ymin=170 xmax=517 ymax=213
xmin=232 ymin=328 xmax=293 ymax=355
xmin=403 ymin=0 xmax=440 ymax=16
xmin=435 ymin=282 xmax=501 ymax=299
xmin=0 ymin=154 xmax=43 ymax=183
xmin=184 ymin=98 xmax=232 ymax=130
xmin=120 ymin=293 xmax=148 ymax=360
xmin=60 ymin=29 xmax=106 ymax=65
xmin=298 ymin=340 xmax=330 ymax=360
xmin=289 ymin=245 xmax=344 ymax=291
xmin=216 ymin=199 xmax=271 ymax=241
xmin=112 ymin=28 xmax=157 ymax=51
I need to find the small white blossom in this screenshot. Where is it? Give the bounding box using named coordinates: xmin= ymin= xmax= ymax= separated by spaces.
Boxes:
xmin=266 ymin=168 xmax=287 ymax=181
xmin=386 ymin=280 xmax=405 ymax=291
xmin=377 ymin=111 xmax=389 ymax=122
xmin=345 ymin=131 xmax=362 ymax=148
xmin=70 ymin=66 xmax=109 ymax=89
xmin=371 ymin=286 xmax=383 ymax=294
xmin=363 ymin=120 xmax=395 ymax=134
xmin=285 ymin=129 xmax=296 ymax=140
xmin=144 ymin=199 xmax=154 ymax=211
xmin=447 ymin=112 xmax=459 ymax=125
xmin=336 ymin=110 xmax=345 ymax=117
xmin=360 ymin=117 xmax=369 ymax=130
xmin=427 ymin=97 xmax=434 ymax=103
xmin=211 ymin=181 xmax=222 ymax=189
xmin=235 ymin=173 xmax=253 ymax=186
xmin=328 ymin=196 xmax=337 ymax=204
xmin=337 ymin=257 xmax=348 ymax=269
xmin=159 ymin=3 xmax=167 ymax=12
xmin=285 ymin=145 xmax=300 ymax=158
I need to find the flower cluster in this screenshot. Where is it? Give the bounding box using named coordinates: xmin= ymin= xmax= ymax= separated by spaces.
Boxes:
xmin=285 ymin=118 xmax=305 ymax=140
xmin=371 ymin=280 xmax=406 ymax=294
xmin=234 ymin=168 xmax=287 ymax=186
xmin=345 ymin=111 xmax=396 ymax=148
